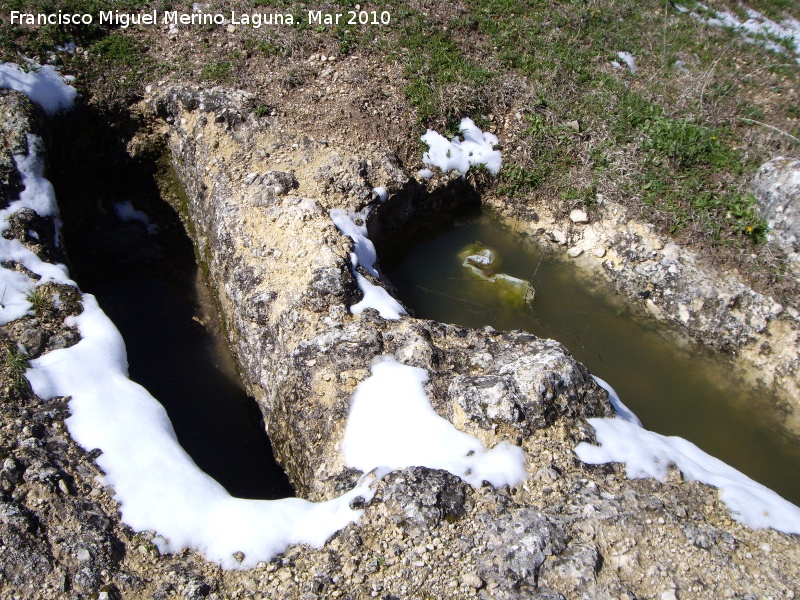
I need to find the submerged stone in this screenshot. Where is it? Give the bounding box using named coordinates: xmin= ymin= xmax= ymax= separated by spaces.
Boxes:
xmin=458 ymin=242 xmax=534 ymax=306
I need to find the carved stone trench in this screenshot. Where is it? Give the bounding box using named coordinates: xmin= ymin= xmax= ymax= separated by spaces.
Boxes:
xmin=142 ymin=85 xmax=800 ymax=596
xmin=4 ymin=85 xmax=799 ymax=599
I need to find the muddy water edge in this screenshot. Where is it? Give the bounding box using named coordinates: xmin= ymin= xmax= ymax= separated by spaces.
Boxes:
xmin=381 ymin=207 xmax=800 ymax=506
xmin=46 ymin=107 xmax=293 ymax=500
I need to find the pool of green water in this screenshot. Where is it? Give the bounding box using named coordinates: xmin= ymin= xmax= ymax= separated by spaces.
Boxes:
xmin=383 ymin=209 xmax=800 ymax=505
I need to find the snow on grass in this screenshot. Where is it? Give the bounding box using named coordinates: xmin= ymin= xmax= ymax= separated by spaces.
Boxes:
xmin=113 ymin=200 xmax=158 ymax=235
xmin=676 ymin=3 xmax=800 ymax=63
xmin=341 ymin=357 xmax=528 ymax=489
xmin=1 ymin=136 xmax=375 ymax=569
xmin=0 ymin=61 xmax=78 ymax=114
xmin=330 ymin=208 xmax=406 ymax=320
xmin=612 ymin=51 xmax=637 ymax=74
xmin=576 ymin=389 xmax=800 ymax=535
xmin=421 ymin=118 xmax=502 ymax=177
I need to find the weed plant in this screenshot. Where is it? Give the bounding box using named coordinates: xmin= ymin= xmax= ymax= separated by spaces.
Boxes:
xmin=25 ymin=287 xmax=54 ymax=317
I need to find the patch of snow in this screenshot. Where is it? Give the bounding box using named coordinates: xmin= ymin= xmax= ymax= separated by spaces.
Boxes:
xmin=0 ymin=135 xmax=71 ymax=325
xmin=676 ymin=3 xmax=800 ymax=63
xmin=576 ymin=399 xmax=800 ymax=535
xmin=418 ymin=168 xmax=434 ymax=179
xmin=421 ymin=118 xmax=502 ymax=177
xmin=0 ymin=62 xmax=77 ymax=114
xmin=342 ymin=357 xmax=528 ymax=489
xmin=330 ymin=209 xmax=378 ymax=276
xmin=673 ymin=59 xmax=690 ymax=74
xmin=330 ymin=209 xmax=406 ymax=319
xmin=616 ymin=51 xmax=637 ymax=74
xmin=350 ymin=272 xmax=406 ymax=319
xmin=591 ymin=375 xmax=642 ymax=427
xmin=373 ymin=186 xmax=388 ymax=203
xmin=55 ymin=42 xmax=77 ymax=54
xmin=27 ymin=294 xmax=376 ymax=569
xmin=0 ymin=135 xmax=60 ymax=229
xmin=113 ymin=201 xmax=158 ymax=235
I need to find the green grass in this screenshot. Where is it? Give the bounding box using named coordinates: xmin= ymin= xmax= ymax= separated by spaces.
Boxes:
xmin=25 ymin=287 xmax=54 ymax=317
xmin=201 ymin=60 xmax=233 ymax=82
xmin=2 ymin=344 xmax=30 ymax=395
xmin=90 ymin=33 xmax=144 ymax=66
xmin=387 ymin=5 xmax=492 ymax=123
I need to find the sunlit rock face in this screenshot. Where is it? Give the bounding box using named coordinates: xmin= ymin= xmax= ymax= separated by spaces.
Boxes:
xmin=752 ymin=156 xmax=800 ymax=263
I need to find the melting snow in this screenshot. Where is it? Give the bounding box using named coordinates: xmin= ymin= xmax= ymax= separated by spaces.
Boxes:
xmin=27 ymin=294 xmax=376 ymax=569
xmin=373 ymin=186 xmax=388 ymax=203
xmin=113 ymin=201 xmax=158 ymax=235
xmin=0 ymin=61 xmax=78 ymax=114
xmin=421 ymin=118 xmax=502 ymax=177
xmin=576 ymin=387 xmax=800 ymax=535
xmin=676 ymin=3 xmax=800 ymax=63
xmin=613 ymin=51 xmax=638 ymax=74
xmin=341 ymin=357 xmax=528 ymax=488
xmin=330 ymin=208 xmax=406 ymax=319
xmin=0 ymin=135 xmax=72 ymax=325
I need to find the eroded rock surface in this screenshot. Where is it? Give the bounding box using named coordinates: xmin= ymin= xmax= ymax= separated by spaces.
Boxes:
xmin=149 ymin=84 xmax=799 ymax=597
xmin=1 ymin=86 xmax=799 ymax=599
xmin=753 ymin=156 xmax=800 ymax=264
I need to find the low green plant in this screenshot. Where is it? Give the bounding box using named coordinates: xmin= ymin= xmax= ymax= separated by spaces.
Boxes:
xmin=90 ymin=33 xmax=142 ymax=66
xmin=641 ymin=118 xmax=738 ymax=171
xmin=498 ymin=163 xmax=550 ymax=198
xmin=25 ymin=287 xmax=53 ymax=317
xmin=201 ymin=61 xmax=233 ymax=82
xmin=2 ymin=344 xmax=30 ymax=395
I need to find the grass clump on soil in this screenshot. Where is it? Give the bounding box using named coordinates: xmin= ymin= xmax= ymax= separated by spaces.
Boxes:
xmin=25 ymin=287 xmax=54 ymax=317
xmin=201 ymin=60 xmax=233 ymax=82
xmin=0 ymin=0 xmax=150 ymax=59
xmin=378 ymin=0 xmax=793 ymax=251
xmin=1 ymin=342 xmax=30 ymax=396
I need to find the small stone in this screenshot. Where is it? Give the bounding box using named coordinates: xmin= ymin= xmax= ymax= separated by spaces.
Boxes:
xmin=567 ymin=247 xmax=583 ymax=258
xmin=550 ymin=230 xmax=567 ymax=245
xmin=76 ymin=548 xmax=91 ymax=562
xmin=462 ymin=573 xmax=483 ymax=589
xmin=565 ymin=120 xmax=580 ymax=131
xmin=592 ymin=246 xmax=607 ymax=258
xmin=570 ymin=209 xmax=589 ymax=224
xmin=233 ymin=551 xmax=245 ymax=563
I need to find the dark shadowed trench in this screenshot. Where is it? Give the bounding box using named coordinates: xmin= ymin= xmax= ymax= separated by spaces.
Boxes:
xmin=46 ymin=107 xmax=293 ymax=500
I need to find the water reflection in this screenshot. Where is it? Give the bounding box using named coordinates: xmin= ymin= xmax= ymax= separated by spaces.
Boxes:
xmin=383 ymin=209 xmax=800 ymax=505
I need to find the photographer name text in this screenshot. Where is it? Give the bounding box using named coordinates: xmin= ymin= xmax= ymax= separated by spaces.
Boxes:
xmin=10 ymin=9 xmax=391 ymax=29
